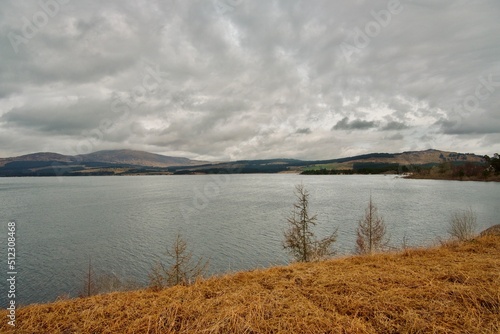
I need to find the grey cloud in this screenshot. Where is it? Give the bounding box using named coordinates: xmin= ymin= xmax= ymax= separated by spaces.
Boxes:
xmin=386 ymin=133 xmax=404 ymax=141
xmin=1 ymin=0 xmax=500 ymax=159
xmin=295 ymin=128 xmax=311 ymax=135
xmin=1 ymin=99 xmax=119 ymax=136
xmin=437 ymin=117 xmax=500 ymax=135
xmin=381 ymin=121 xmax=409 ymax=131
xmin=332 ymin=117 xmax=378 ymax=131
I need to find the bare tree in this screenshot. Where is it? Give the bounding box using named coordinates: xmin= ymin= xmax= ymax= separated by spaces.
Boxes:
xmin=356 ymin=197 xmax=388 ymax=254
xmin=149 ymin=234 xmax=209 ymax=290
xmin=79 ymin=257 xmax=97 ymax=297
xmin=94 ymin=273 xmax=140 ymax=294
xmin=283 ymin=184 xmax=337 ymax=262
xmin=149 ymin=262 xmax=167 ymax=291
xmin=79 ymin=258 xmax=140 ymax=297
xmin=448 ymin=208 xmax=477 ymax=241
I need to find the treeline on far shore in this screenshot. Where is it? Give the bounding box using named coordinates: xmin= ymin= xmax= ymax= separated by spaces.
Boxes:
xmin=303 ymin=154 xmax=500 ymax=181
xmin=406 ymin=154 xmax=500 ymax=181
xmin=301 ymin=162 xmax=407 ymax=175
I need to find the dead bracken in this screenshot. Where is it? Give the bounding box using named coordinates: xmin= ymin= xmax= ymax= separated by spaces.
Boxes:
xmin=1 ymin=235 xmax=499 ymax=334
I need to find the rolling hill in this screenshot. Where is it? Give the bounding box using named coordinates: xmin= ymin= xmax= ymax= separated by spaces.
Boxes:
xmin=169 ymin=149 xmax=486 ymax=175
xmin=76 ymin=149 xmax=204 ymax=167
xmin=0 ymin=148 xmax=486 ymax=176
xmin=0 ymin=150 xmax=207 ymax=176
xmin=0 ymin=152 xmax=74 ymax=167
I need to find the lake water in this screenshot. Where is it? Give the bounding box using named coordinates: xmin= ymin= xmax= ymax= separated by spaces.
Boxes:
xmin=0 ymin=174 xmax=499 ymax=306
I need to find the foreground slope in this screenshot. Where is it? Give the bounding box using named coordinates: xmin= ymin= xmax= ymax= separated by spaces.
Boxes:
xmin=2 ymin=236 xmax=499 ymax=333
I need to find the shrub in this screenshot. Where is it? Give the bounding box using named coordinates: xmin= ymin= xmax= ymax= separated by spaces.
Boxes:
xmin=448 ymin=208 xmax=477 ymax=241
xmin=149 ymin=234 xmax=209 ymax=290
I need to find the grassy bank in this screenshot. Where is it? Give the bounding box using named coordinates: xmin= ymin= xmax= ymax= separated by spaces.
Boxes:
xmin=2 ymin=236 xmax=499 ymax=333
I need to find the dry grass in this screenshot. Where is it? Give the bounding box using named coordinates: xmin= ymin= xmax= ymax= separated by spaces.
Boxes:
xmin=2 ymin=236 xmax=499 ymax=334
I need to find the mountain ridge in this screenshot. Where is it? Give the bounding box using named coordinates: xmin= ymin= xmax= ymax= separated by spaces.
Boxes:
xmin=0 ymin=149 xmax=205 ymax=168
xmin=0 ymin=148 xmax=487 ymax=176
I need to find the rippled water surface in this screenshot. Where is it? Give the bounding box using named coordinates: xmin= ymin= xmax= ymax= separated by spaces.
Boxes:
xmin=0 ymin=175 xmax=499 ymax=306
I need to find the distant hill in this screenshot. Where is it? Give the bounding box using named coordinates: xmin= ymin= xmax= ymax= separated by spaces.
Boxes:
xmin=0 ymin=150 xmax=207 ymax=176
xmin=0 ymin=148 xmax=486 ymax=176
xmin=0 ymin=150 xmax=204 ymax=168
xmin=76 ymin=149 xmax=204 ymax=167
xmin=0 ymin=152 xmax=73 ymax=167
xmin=330 ymin=149 xmax=483 ymax=166
xmin=168 ymin=149 xmax=485 ymax=175
xmin=298 ymin=149 xmax=485 ymax=175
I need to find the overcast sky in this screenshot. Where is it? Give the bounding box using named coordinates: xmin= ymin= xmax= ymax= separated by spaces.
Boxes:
xmin=1 ymin=0 xmax=499 ymax=160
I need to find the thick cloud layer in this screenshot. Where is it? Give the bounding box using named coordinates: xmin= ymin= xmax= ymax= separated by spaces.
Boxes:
xmin=1 ymin=0 xmax=499 ymax=160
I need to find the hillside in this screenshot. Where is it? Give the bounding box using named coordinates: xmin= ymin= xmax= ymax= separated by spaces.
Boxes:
xmin=303 ymin=149 xmax=484 ymax=171
xmin=343 ymin=149 xmax=483 ymax=165
xmin=1 ymin=236 xmax=498 ymax=333
xmin=0 ymin=150 xmax=206 ymax=176
xmin=77 ymin=149 xmax=204 ymax=167
xmin=170 ymin=149 xmax=485 ymax=175
xmin=0 ymin=152 xmax=73 ymax=167
xmin=0 ymin=148 xmax=487 ymax=176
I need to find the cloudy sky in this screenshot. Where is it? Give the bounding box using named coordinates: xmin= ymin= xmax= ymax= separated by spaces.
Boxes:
xmin=1 ymin=0 xmax=499 ymax=161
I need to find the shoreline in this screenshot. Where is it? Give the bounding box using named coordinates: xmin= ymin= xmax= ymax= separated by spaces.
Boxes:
xmin=2 ymin=235 xmax=498 ymax=333
xmin=404 ymin=174 xmax=500 ymax=182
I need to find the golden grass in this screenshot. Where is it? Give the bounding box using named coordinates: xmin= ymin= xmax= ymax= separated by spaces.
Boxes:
xmin=2 ymin=236 xmax=499 ymax=333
